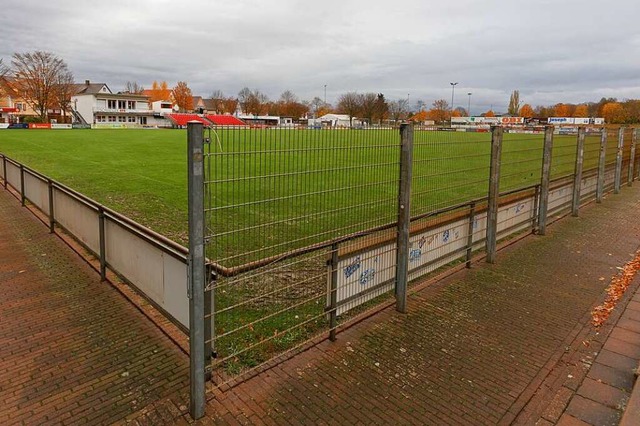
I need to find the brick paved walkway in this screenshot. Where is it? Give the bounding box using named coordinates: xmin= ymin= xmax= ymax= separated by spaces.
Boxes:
xmin=0 ymin=189 xmax=189 ymax=425
xmin=129 ymin=185 xmax=640 ymax=425
xmin=3 ymin=182 xmax=640 ymax=425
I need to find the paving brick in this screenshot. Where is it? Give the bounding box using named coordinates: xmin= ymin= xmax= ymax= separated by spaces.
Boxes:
xmin=596 ymin=349 xmax=638 ymax=373
xmin=556 ymin=413 xmax=592 ymax=426
xmin=587 ymin=362 xmax=636 ymax=392
xmin=565 ymin=394 xmax=622 ymax=426
xmin=603 ymin=337 xmax=640 ymax=360
xmin=4 ymin=155 xmax=640 ymax=425
xmin=0 ymin=189 xmax=189 ymax=424
xmin=577 ymin=377 xmax=629 ymax=409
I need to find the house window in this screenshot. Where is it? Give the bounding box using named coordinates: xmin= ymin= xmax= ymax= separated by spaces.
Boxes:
xmin=107 ymin=100 xmax=116 ymax=109
xmin=117 ymin=100 xmax=126 ymax=109
xmin=118 ymin=116 xmax=126 ymax=122
xmin=128 ymin=116 xmax=136 ymax=123
xmin=96 ymin=116 xmax=105 ymax=122
xmin=108 ymin=116 xmax=116 ymax=122
xmin=139 ymin=117 xmax=147 ymax=125
xmin=127 ymin=101 xmax=136 ymax=110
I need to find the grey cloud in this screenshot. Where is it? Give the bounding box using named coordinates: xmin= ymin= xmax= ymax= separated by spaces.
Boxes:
xmin=1 ymin=0 xmax=639 ymax=112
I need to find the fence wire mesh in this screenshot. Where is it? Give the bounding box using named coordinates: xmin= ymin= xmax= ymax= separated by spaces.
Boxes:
xmin=203 ymin=127 xmax=401 ymax=384
xmin=196 ymin=124 xmax=634 ymax=387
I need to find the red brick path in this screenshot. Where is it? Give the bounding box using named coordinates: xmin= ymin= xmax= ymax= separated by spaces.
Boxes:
xmin=3 ymin=183 xmax=640 ymax=425
xmin=132 ymin=186 xmax=640 ymax=424
xmin=0 ymin=189 xmax=189 ymax=425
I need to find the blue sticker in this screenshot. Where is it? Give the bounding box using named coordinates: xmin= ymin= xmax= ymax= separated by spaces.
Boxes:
xmin=442 ymin=229 xmax=450 ymax=243
xmin=359 ymin=268 xmax=376 ymax=285
xmin=409 ymin=248 xmax=422 ymax=262
xmin=344 ymin=256 xmax=361 ymax=279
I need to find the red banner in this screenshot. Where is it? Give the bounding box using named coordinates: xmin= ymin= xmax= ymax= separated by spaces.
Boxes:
xmin=28 ymin=123 xmax=52 ymax=129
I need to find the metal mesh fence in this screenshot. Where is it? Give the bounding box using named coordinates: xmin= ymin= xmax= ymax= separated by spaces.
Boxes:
xmin=411 ymin=130 xmax=491 ymax=214
xmin=499 ymin=133 xmax=543 ymax=193
xmin=203 ymin=127 xmax=401 ymax=385
xmin=195 ymin=124 xmax=634 ymax=388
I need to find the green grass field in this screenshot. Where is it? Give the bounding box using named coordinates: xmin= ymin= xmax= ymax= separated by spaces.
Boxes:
xmin=0 ymin=128 xmax=605 ymax=267
xmin=0 ymin=127 xmax=611 ymax=376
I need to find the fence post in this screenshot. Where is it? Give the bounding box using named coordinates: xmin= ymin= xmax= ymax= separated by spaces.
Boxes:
xmin=48 ymin=179 xmax=55 ymax=233
xmin=2 ymin=155 xmax=6 ymax=189
xmin=596 ymin=130 xmax=607 ymax=203
xmin=537 ymin=126 xmax=554 ymax=235
xmin=465 ymin=202 xmax=475 ymax=268
xmin=572 ymin=127 xmax=586 ymax=216
xmin=614 ymin=127 xmax=624 ymax=194
xmin=19 ymin=164 xmax=25 ymax=206
xmin=187 ymin=122 xmax=206 ymax=420
xmin=98 ymin=207 xmax=107 ymax=281
xmin=329 ymin=242 xmax=339 ymax=341
xmin=628 ymin=128 xmax=636 ymax=186
xmin=395 ymin=123 xmax=413 ymax=314
xmin=486 ymin=126 xmax=503 ymax=264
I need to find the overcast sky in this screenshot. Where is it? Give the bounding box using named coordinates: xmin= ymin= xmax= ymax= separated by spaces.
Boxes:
xmin=1 ymin=0 xmax=639 ymax=113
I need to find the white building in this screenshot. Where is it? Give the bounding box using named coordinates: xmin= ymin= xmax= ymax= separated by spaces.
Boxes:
xmin=309 ymin=113 xmax=358 ymax=128
xmin=71 ymin=81 xmax=167 ymax=128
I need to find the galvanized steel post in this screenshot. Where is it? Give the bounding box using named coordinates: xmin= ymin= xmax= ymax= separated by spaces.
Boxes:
xmin=19 ymin=164 xmax=25 ymax=206
xmin=187 ymin=122 xmax=206 ymax=420
xmin=537 ymin=126 xmax=554 ymax=236
xmin=596 ymin=130 xmax=607 ymax=203
xmin=628 ymin=128 xmax=636 ymax=186
xmin=465 ymin=202 xmax=476 ymax=268
xmin=614 ymin=127 xmax=624 ymax=194
xmin=571 ymin=127 xmax=585 ymax=216
xmin=98 ymin=207 xmax=107 ymax=281
xmin=395 ymin=123 xmax=414 ymax=313
xmin=48 ymin=179 xmax=55 ymax=233
xmin=329 ymin=242 xmax=339 ymax=341
xmin=2 ymin=155 xmax=6 ymax=189
xmin=486 ymin=126 xmax=503 ymax=264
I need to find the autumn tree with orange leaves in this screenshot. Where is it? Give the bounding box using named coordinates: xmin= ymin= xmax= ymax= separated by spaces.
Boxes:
xmin=518 ymin=104 xmax=535 ymax=118
xmin=602 ymin=102 xmax=626 ymax=124
xmin=573 ymin=104 xmax=589 ymax=118
xmin=427 ymin=99 xmax=450 ymax=124
xmin=148 ymin=81 xmax=171 ymax=102
xmin=553 ymin=103 xmax=573 ymax=117
xmin=172 ymin=81 xmax=194 ymax=112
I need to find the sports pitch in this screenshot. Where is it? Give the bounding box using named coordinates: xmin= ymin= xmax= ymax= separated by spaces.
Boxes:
xmin=0 ymin=129 xmax=605 ymax=262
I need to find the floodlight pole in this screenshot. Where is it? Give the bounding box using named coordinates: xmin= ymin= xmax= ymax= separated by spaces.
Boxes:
xmin=450 ymin=82 xmax=458 ymax=123
xmin=467 ymin=92 xmax=472 ymax=117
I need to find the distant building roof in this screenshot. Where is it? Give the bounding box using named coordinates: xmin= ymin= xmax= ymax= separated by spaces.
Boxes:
xmin=73 ymin=80 xmax=111 ymax=95
xmin=205 ymin=114 xmax=246 ymax=126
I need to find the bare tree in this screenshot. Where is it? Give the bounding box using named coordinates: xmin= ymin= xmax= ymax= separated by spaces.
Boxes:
xmin=123 ymin=81 xmax=144 ymax=94
xmin=238 ymin=87 xmax=268 ymax=115
xmin=11 ymin=51 xmax=73 ymax=122
xmin=0 ymin=59 xmax=7 ymax=78
xmin=360 ymin=93 xmax=379 ymax=124
xmin=388 ymin=99 xmax=409 ymax=123
xmin=310 ymin=96 xmax=324 ymax=117
xmin=210 ymin=89 xmax=225 ymax=100
xmin=336 ymin=92 xmax=362 ymax=126
xmin=54 ymin=71 xmax=75 ymax=123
